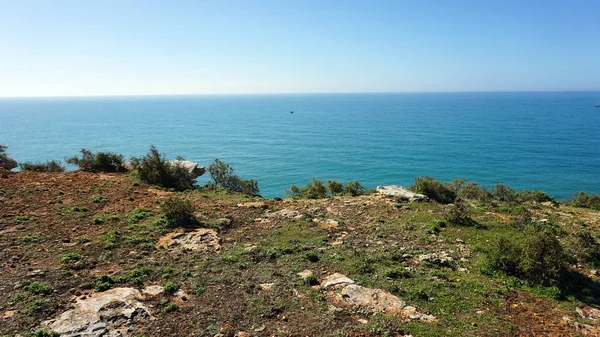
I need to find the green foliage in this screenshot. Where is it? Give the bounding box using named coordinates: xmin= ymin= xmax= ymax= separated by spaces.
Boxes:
xmin=160 ymin=195 xmax=198 ymax=228
xmin=564 ymin=229 xmax=600 ymax=266
xmin=344 ymin=180 xmax=367 ymax=196
xmin=444 ymin=199 xmax=472 ymax=225
xmin=22 ymin=281 xmax=53 ymax=295
xmin=510 ymin=207 xmax=533 ymax=231
xmin=91 ymin=195 xmax=108 ymax=203
xmin=94 ymin=275 xmax=115 ymax=292
xmin=207 ymin=158 xmax=260 ymax=195
xmin=131 ymin=145 xmax=196 ymax=190
xmin=289 ymin=179 xmax=366 ymax=199
xmin=60 ymin=252 xmax=82 ymax=264
xmin=458 ymin=182 xmax=491 ymax=201
xmin=327 ymin=180 xmax=344 ymax=195
xmin=93 ymin=213 xmax=120 ymax=225
xmin=163 ymin=302 xmax=179 ymax=313
xmin=517 ymin=190 xmax=555 ymax=204
xmin=128 ymin=208 xmax=153 ymax=223
xmin=484 ymin=230 xmax=569 ymax=286
xmin=102 ymin=230 xmax=121 ymax=249
xmin=569 ymin=191 xmax=600 ymax=210
xmin=490 ymin=183 xmax=518 ymax=203
xmin=66 ymin=149 xmax=125 ymax=172
xmin=164 ymin=281 xmax=179 ymax=294
xmin=31 ymin=330 xmax=60 ymax=337
xmin=410 ymin=176 xmax=456 ymax=204
xmin=19 ymin=160 xmax=65 ymax=172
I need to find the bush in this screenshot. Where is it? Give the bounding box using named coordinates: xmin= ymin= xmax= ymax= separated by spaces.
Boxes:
xmin=510 ymin=207 xmax=533 ymax=231
xmin=19 ymin=160 xmax=65 ymax=172
xmin=344 ymin=181 xmax=366 ymax=196
xmin=160 ymin=195 xmax=198 ymax=228
xmin=164 ymin=281 xmax=179 ymax=293
xmin=517 ymin=190 xmax=555 ymax=204
xmin=207 ymin=158 xmax=259 ymax=195
xmin=484 ymin=230 xmax=569 ymax=286
xmin=66 ymin=149 xmax=125 ymax=172
xmin=0 ymin=145 xmax=18 ymax=170
xmin=490 ymin=183 xmax=518 ymax=203
xmin=458 ymin=182 xmax=492 ymax=201
xmin=327 ymin=180 xmax=344 ymax=196
xmin=409 ymin=176 xmax=456 ymax=204
xmin=132 ymin=146 xmax=196 ymax=190
xmin=569 ymin=191 xmax=600 ymax=210
xmin=444 ymin=199 xmax=472 ymax=225
xmin=564 ymin=229 xmax=600 ymax=266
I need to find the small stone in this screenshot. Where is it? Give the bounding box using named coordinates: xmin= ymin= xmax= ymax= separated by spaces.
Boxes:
xmin=576 ymin=307 xmax=585 ymax=319
xmin=3 ymin=310 xmax=15 ymax=319
xmin=254 ymin=325 xmax=265 ymax=332
xmin=357 ymin=318 xmax=369 ymax=324
xmin=297 ymin=270 xmax=314 ymax=280
xmin=259 ymin=283 xmax=275 ymax=291
xmin=142 ymin=285 xmax=165 ymax=296
xmin=321 ymin=273 xmax=355 ymax=288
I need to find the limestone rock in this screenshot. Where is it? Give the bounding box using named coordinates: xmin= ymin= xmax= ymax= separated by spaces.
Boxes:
xmin=167 ymin=160 xmax=206 ymax=178
xmin=44 ymin=287 xmax=151 ymax=337
xmin=265 ymin=208 xmax=302 ymax=219
xmin=376 ymin=186 xmax=428 ymax=202
xmin=341 ymin=284 xmax=436 ymax=322
xmin=142 ymin=285 xmax=165 ymax=296
xmin=418 ymin=252 xmax=453 ymax=266
xmin=156 ymin=228 xmax=221 ymax=254
xmin=313 ymin=218 xmax=339 ymax=230
xmin=297 ymin=270 xmax=314 ymax=281
xmin=321 ymin=273 xmax=355 ymax=288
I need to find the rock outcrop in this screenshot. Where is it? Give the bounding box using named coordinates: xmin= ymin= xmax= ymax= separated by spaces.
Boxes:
xmin=43 ymin=287 xmax=152 ymax=337
xmin=156 ymin=228 xmax=221 ymax=254
xmin=376 ymin=185 xmax=428 ymax=202
xmin=321 ymin=273 xmax=436 ymax=322
xmin=167 ymin=160 xmax=206 ymax=178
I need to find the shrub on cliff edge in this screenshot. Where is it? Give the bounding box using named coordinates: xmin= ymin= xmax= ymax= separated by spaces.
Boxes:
xmin=66 ymin=149 xmax=125 ymax=172
xmin=131 ymin=146 xmax=196 ymax=190
xmin=207 ymin=158 xmax=259 ymax=196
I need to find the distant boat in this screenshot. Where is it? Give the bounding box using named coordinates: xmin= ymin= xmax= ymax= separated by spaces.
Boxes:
xmin=290 ymin=111 xmax=294 ymax=114
xmin=595 ymin=102 xmax=600 ymax=108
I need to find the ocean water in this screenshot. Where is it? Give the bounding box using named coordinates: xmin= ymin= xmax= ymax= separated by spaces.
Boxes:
xmin=1 ymin=92 xmax=599 ymax=199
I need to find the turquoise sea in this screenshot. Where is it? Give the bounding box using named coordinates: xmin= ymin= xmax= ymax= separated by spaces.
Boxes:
xmin=1 ymin=92 xmax=599 ymax=199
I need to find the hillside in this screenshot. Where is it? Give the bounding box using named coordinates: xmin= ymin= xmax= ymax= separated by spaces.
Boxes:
xmin=1 ymin=171 xmax=600 ymax=337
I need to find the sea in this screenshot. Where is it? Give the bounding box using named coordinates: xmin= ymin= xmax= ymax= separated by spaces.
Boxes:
xmin=1 ymin=92 xmax=599 ymax=200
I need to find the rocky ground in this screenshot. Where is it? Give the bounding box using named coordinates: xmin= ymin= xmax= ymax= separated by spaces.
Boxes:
xmin=1 ymin=171 xmax=600 ymax=336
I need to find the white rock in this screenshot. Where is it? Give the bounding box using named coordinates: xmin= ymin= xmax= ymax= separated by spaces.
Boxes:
xmin=44 ymin=287 xmax=151 ymax=337
xmin=321 ymin=273 xmax=355 ymax=288
xmin=142 ymin=285 xmax=165 ymax=296
xmin=156 ymin=228 xmax=221 ymax=254
xmin=376 ymin=186 xmax=428 ymax=202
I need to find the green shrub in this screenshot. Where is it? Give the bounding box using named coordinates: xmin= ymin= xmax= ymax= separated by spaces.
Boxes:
xmin=569 ymin=191 xmax=600 ymax=210
xmin=19 ymin=160 xmax=65 ymax=172
xmin=510 ymin=207 xmax=533 ymax=231
xmin=102 ymin=230 xmax=120 ymax=249
xmin=163 ymin=302 xmax=179 ymax=313
xmin=131 ymin=146 xmax=196 ymax=190
xmin=66 ymin=149 xmax=125 ymax=172
xmin=517 ymin=190 xmax=555 ymax=204
xmin=31 ymin=330 xmax=60 ymax=337
xmin=164 ymin=281 xmax=179 ymax=293
xmin=490 ymin=183 xmax=518 ymax=203
xmin=444 ymin=199 xmax=472 ymax=225
xmin=410 ymin=176 xmax=456 ymax=204
xmin=207 ymin=158 xmax=259 ymax=195
xmin=160 ymin=196 xmax=198 ymax=227
xmin=327 ymin=180 xmax=344 ymax=196
xmin=484 ymin=230 xmax=569 ymax=286
xmin=285 ymin=184 xmax=301 ymax=198
xmin=60 ymin=252 xmax=82 ymax=264
xmin=91 ymin=195 xmax=108 ymax=203
xmin=458 ymin=182 xmax=491 ymax=201
xmin=23 ymin=281 xmax=53 ymax=295
xmin=94 ymin=275 xmax=115 ymax=292
xmin=128 ymin=208 xmax=153 ymax=223
xmin=564 ymin=229 xmax=600 ymax=266
xmin=344 ymin=180 xmax=366 ymax=196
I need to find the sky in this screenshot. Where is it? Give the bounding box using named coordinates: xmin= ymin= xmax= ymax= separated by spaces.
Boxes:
xmin=1 ymin=0 xmax=600 ymax=97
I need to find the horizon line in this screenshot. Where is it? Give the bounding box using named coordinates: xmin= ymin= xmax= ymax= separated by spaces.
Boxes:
xmin=1 ymin=89 xmax=600 ymax=99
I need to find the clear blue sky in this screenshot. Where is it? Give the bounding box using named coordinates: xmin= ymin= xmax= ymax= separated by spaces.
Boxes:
xmin=1 ymin=0 xmax=599 ymax=97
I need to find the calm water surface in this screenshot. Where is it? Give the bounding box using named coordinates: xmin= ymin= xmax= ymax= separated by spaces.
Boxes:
xmin=1 ymin=92 xmax=599 ymax=199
